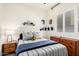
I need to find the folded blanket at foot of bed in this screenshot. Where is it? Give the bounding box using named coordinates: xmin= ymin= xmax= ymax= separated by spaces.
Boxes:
xmin=16 ymin=40 xmax=57 ymax=56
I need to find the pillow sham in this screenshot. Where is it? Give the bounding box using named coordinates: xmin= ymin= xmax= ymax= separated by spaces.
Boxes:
xmin=23 ymin=32 xmax=33 ymax=41
xmin=32 ymin=35 xmax=36 ymax=40
xmin=34 ymin=32 xmax=43 ymax=39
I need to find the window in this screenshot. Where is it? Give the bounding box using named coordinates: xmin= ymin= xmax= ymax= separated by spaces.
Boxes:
xmin=57 ymin=14 xmax=63 ymax=32
xmin=65 ymin=10 xmax=74 ymax=32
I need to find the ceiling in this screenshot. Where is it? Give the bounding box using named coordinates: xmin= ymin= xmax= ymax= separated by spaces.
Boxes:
xmin=24 ymin=3 xmax=57 ymax=11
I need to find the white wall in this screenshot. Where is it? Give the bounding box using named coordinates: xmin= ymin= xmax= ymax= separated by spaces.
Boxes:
xmin=47 ymin=3 xmax=79 ymax=39
xmin=0 ymin=3 xmax=47 ymax=42
xmin=0 ymin=4 xmax=4 ymax=42
xmin=1 ymin=3 xmax=79 ymax=41
xmin=2 ymin=4 xmax=47 ymax=29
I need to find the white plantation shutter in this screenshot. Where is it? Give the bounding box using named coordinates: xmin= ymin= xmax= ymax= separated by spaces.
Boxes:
xmin=65 ymin=10 xmax=74 ymax=32
xmin=57 ymin=14 xmax=63 ymax=32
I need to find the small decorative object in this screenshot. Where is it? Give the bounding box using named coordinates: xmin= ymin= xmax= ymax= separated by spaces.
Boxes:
xmin=41 ymin=20 xmax=45 ymax=25
xmin=45 ymin=27 xmax=46 ymax=31
xmin=30 ymin=22 xmax=35 ymax=26
xmin=40 ymin=27 xmax=44 ymax=31
xmin=7 ymin=34 xmax=12 ymax=42
xmin=51 ymin=27 xmax=53 ymax=31
xmin=40 ymin=28 xmax=42 ymax=31
xmin=48 ymin=27 xmax=50 ymax=31
xmin=22 ymin=21 xmax=35 ymax=26
xmin=49 ymin=19 xmax=52 ymax=24
xmin=22 ymin=22 xmax=27 ymax=26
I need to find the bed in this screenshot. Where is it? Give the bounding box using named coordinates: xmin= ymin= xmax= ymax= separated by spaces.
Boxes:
xmin=16 ymin=39 xmax=68 ymax=56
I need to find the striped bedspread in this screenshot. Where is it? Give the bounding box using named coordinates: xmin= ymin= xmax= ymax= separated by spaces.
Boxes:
xmin=17 ymin=40 xmax=68 ymax=56
xmin=16 ymin=40 xmax=57 ymax=55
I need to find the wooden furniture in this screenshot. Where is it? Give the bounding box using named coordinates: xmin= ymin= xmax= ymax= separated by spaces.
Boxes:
xmin=50 ymin=36 xmax=79 ymax=56
xmin=2 ymin=40 xmax=17 ymax=56
xmin=50 ymin=36 xmax=61 ymax=43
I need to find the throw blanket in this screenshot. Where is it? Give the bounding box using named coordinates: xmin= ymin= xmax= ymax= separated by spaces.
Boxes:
xmin=16 ymin=40 xmax=57 ymax=56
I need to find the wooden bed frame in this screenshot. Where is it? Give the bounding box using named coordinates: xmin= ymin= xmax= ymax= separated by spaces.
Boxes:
xmin=50 ymin=36 xmax=79 ymax=56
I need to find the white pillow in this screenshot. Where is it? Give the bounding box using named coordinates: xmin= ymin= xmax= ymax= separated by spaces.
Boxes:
xmin=18 ymin=40 xmax=24 ymax=45
xmin=23 ymin=32 xmax=33 ymax=40
xmin=32 ymin=32 xmax=43 ymax=39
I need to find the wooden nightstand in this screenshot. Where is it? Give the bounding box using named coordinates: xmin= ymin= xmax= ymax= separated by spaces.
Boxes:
xmin=2 ymin=40 xmax=17 ymax=56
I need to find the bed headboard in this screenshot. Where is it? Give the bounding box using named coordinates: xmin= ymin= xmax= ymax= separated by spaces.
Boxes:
xmin=18 ymin=33 xmax=23 ymax=40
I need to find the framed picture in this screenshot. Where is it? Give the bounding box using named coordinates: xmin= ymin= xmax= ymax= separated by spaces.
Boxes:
xmin=49 ymin=19 xmax=52 ymax=24
xmin=41 ymin=20 xmax=45 ymax=25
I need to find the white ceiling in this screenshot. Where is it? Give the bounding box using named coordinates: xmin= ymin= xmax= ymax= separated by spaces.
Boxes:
xmin=24 ymin=3 xmax=57 ymax=11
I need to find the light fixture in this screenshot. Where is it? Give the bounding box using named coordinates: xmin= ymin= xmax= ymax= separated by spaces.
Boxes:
xmin=51 ymin=3 xmax=60 ymax=10
xmin=6 ymin=30 xmax=14 ymax=42
xmin=43 ymin=3 xmax=47 ymax=4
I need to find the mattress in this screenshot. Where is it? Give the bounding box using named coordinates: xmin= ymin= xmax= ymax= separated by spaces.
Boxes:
xmin=17 ymin=39 xmax=68 ymax=56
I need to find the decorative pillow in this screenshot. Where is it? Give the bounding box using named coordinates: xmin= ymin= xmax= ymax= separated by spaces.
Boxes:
xmin=32 ymin=32 xmax=43 ymax=39
xmin=32 ymin=35 xmax=36 ymax=40
xmin=35 ymin=34 xmax=42 ymax=39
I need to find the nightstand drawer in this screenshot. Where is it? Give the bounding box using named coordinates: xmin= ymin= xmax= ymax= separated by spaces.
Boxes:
xmin=10 ymin=43 xmax=16 ymax=47
xmin=3 ymin=44 xmax=10 ymax=49
xmin=9 ymin=48 xmax=16 ymax=52
xmin=4 ymin=48 xmax=10 ymax=53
